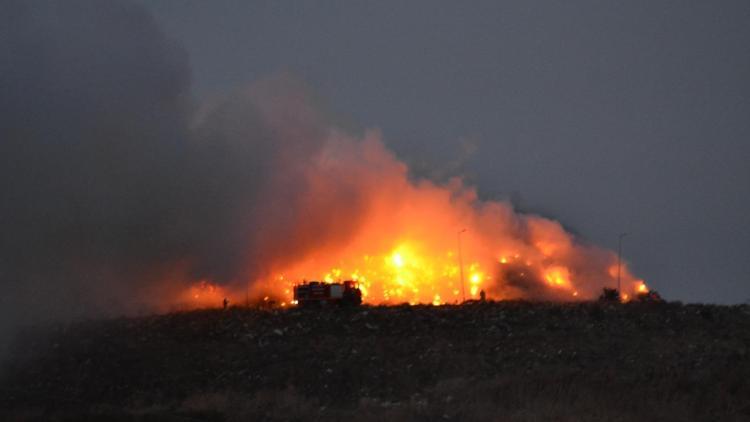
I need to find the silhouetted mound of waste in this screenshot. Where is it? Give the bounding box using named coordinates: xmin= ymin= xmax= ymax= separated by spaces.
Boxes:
xmin=2 ymin=301 xmax=749 ymax=421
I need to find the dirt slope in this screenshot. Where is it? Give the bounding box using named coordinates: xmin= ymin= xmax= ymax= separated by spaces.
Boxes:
xmin=2 ymin=301 xmax=749 ymax=421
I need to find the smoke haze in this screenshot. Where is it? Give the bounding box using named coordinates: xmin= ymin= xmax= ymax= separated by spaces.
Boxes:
xmin=1 ymin=1 xmax=192 ymax=327
xmin=0 ymin=0 xmax=664 ymax=344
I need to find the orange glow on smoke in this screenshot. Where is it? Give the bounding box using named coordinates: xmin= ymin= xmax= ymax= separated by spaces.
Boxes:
xmin=178 ymin=280 xmax=227 ymax=308
xmin=174 ymin=133 xmax=648 ymax=307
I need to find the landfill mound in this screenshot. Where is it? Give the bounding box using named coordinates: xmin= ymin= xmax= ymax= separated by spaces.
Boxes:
xmin=2 ymin=301 xmax=750 ymax=421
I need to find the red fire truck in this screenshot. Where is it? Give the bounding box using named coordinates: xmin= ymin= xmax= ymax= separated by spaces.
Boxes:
xmin=293 ymin=280 xmax=363 ymax=306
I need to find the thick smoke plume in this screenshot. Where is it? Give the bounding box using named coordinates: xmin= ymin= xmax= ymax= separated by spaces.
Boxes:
xmin=0 ymin=0 xmax=644 ymax=335
xmin=1 ymin=1 xmax=192 ymax=327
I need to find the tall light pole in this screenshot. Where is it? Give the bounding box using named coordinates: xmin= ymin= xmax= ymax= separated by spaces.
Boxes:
xmin=458 ymin=229 xmax=467 ymax=302
xmin=617 ymin=232 xmax=628 ymax=294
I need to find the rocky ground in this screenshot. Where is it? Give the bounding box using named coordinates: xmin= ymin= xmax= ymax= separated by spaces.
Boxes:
xmin=1 ymin=301 xmax=749 ymax=421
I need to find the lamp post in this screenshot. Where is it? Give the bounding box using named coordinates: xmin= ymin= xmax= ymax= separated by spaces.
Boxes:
xmin=617 ymin=232 xmax=628 ymax=294
xmin=458 ymin=229 xmax=467 ymax=302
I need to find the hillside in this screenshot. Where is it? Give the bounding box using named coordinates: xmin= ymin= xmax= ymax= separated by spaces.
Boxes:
xmin=2 ymin=301 xmax=749 ymax=421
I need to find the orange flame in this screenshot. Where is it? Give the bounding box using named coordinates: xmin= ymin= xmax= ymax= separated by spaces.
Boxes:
xmin=175 ymin=132 xmax=647 ymax=307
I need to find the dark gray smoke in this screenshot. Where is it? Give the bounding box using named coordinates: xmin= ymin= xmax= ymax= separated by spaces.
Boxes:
xmin=0 ymin=1 xmax=365 ymax=341
xmin=185 ymin=79 xmax=333 ymax=283
xmin=1 ymin=0 xmax=190 ymax=321
xmin=0 ymin=0 xmax=285 ymax=339
xmin=185 ymin=77 xmax=380 ymax=293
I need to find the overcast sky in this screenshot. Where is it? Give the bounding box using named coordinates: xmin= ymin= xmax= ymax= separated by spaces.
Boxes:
xmin=140 ymin=0 xmax=749 ymax=303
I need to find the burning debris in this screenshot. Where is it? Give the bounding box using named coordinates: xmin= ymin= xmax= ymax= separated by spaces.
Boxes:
xmin=174 ymin=127 xmax=650 ymax=309
xmin=167 ymin=84 xmax=651 ymax=310
xmin=0 ymin=0 xmax=650 ymax=318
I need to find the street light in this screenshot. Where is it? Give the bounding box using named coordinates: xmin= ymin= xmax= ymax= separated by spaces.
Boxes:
xmin=617 ymin=232 xmax=628 ymax=294
xmin=458 ymin=228 xmax=467 ymax=302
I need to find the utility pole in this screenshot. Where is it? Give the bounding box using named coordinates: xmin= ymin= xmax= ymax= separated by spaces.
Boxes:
xmin=458 ymin=228 xmax=467 ymax=302
xmin=617 ymin=232 xmax=628 ymax=294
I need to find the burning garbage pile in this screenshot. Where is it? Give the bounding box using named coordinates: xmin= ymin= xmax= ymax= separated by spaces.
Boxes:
xmin=173 ymin=119 xmax=649 ymax=309
xmin=0 ymin=41 xmax=652 ymax=316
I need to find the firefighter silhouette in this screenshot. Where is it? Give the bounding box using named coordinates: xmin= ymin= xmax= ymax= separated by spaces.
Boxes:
xmin=223 ymin=297 xmax=229 ymax=309
xmin=479 ymin=290 xmax=486 ymax=302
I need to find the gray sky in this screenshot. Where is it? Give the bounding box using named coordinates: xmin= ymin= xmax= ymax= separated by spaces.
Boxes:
xmin=141 ymin=0 xmax=749 ymax=303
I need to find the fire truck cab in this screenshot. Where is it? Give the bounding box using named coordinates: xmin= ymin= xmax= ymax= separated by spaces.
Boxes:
xmin=293 ymin=280 xmax=362 ymax=307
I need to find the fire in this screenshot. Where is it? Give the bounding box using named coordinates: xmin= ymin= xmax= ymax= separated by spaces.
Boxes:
xmin=261 ymin=240 xmax=491 ymax=305
xmin=636 ymin=282 xmax=649 ymax=293
xmin=247 ymin=228 xmax=647 ymax=306
xmin=391 ymin=252 xmax=405 ymax=268
xmin=544 ymin=266 xmax=571 ymax=288
xmin=173 ymin=125 xmax=648 ymax=308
